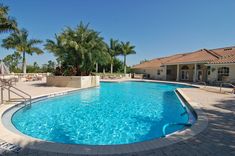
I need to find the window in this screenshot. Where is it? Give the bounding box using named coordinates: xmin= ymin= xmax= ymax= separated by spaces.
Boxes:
xmin=197 ymin=65 xmax=201 ymax=70
xmin=181 ymin=65 xmax=189 ymax=80
xmin=207 ymin=70 xmax=210 ymax=76
xmin=224 ymin=48 xmax=232 ymax=51
xmin=181 ymin=65 xmax=189 ymax=70
xmin=181 ymin=70 xmax=189 ymax=80
xmin=167 ymin=69 xmax=171 ymax=75
xmin=218 ymin=67 xmax=229 ymax=81
xmin=157 ymin=70 xmax=161 ymax=75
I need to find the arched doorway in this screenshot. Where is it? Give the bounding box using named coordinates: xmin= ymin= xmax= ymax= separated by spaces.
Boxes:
xmin=181 ymin=65 xmax=189 ymax=80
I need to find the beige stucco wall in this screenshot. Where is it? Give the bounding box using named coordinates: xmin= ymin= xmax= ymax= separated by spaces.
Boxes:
xmin=133 ymin=63 xmax=235 ymax=83
xmin=178 ymin=64 xmax=208 ymax=82
xmin=208 ymin=64 xmax=235 ymax=82
xmin=133 ymin=67 xmax=166 ymax=80
xmin=47 ymin=76 xmax=100 ymax=88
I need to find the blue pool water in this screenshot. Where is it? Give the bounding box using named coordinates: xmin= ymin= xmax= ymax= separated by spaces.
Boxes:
xmin=12 ymin=82 xmax=192 ymax=145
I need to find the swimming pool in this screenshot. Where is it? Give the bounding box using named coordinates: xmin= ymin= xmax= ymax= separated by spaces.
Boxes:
xmin=12 ymin=81 xmax=194 ymax=145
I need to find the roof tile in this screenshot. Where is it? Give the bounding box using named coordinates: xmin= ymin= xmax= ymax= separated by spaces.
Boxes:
xmin=132 ymin=46 xmax=235 ymax=69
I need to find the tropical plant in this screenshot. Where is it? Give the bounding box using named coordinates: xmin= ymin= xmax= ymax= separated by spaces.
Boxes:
xmin=0 ymin=4 xmax=18 ymax=33
xmin=46 ymin=60 xmax=56 ymax=72
xmin=45 ymin=22 xmax=110 ymax=76
xmin=107 ymin=38 xmax=121 ymax=74
xmin=2 ymin=51 xmax=22 ymax=72
xmin=27 ymin=62 xmax=41 ymax=73
xmin=120 ymin=41 xmax=136 ymax=74
xmin=98 ymin=57 xmax=124 ymax=73
xmin=1 ymin=28 xmax=43 ymax=74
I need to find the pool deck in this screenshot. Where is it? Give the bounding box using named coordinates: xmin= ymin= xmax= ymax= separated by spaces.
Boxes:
xmin=0 ymin=79 xmax=234 ymax=155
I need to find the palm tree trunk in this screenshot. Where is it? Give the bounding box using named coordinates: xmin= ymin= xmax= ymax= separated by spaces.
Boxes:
xmin=103 ymin=68 xmax=105 ymax=74
xmin=22 ymin=51 xmax=27 ymax=74
xmin=95 ymin=63 xmax=98 ymax=73
xmin=124 ymin=55 xmax=126 ymax=74
xmin=110 ymin=63 xmax=113 ymax=74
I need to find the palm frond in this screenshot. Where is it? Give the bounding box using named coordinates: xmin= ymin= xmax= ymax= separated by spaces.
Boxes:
xmin=0 ymin=4 xmax=18 ymax=34
xmin=28 ymin=39 xmax=43 ymax=46
xmin=30 ymin=47 xmax=44 ymax=55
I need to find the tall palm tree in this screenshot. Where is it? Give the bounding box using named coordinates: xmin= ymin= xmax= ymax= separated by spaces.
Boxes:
xmin=2 ymin=29 xmax=43 ymax=74
xmin=45 ymin=35 xmax=65 ymax=66
xmin=45 ymin=23 xmax=110 ymax=76
xmin=108 ymin=38 xmax=120 ymax=74
xmin=0 ymin=4 xmax=18 ymax=33
xmin=120 ymin=41 xmax=136 ymax=74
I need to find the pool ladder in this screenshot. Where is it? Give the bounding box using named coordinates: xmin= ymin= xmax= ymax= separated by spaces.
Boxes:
xmin=162 ymin=122 xmax=192 ymax=137
xmin=0 ymin=84 xmax=31 ymax=105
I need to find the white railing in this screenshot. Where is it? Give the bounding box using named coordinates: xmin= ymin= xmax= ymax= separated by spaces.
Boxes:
xmin=162 ymin=122 xmax=192 ymax=137
xmin=0 ymin=79 xmax=31 ymax=105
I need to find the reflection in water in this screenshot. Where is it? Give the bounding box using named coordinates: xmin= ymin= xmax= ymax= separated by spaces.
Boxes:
xmin=79 ymin=88 xmax=100 ymax=105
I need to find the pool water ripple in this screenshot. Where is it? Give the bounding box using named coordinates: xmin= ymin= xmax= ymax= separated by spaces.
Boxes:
xmin=12 ymin=82 xmax=191 ymax=145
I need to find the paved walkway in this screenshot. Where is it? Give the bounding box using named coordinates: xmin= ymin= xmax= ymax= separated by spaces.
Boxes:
xmin=0 ymin=81 xmax=235 ymax=156
xmin=1 ymin=80 xmax=79 ymax=101
xmin=146 ymin=88 xmax=235 ymax=156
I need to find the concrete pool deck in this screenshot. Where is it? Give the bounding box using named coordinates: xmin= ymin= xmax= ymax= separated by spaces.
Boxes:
xmin=0 ymin=79 xmax=234 ymax=155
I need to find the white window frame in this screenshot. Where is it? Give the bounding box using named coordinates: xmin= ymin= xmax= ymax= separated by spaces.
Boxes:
xmin=197 ymin=70 xmax=203 ymax=81
xmin=181 ymin=70 xmax=189 ymax=80
xmin=217 ymin=67 xmax=229 ymax=81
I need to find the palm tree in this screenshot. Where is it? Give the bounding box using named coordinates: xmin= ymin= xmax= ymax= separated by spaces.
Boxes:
xmin=2 ymin=29 xmax=43 ymax=74
xmin=108 ymin=38 xmax=120 ymax=74
xmin=120 ymin=41 xmax=136 ymax=74
xmin=0 ymin=4 xmax=18 ymax=33
xmin=45 ymin=22 xmax=110 ymax=76
xmin=45 ymin=35 xmax=65 ymax=66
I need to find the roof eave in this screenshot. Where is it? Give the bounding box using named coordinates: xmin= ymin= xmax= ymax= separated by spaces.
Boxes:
xmin=164 ymin=61 xmax=209 ymax=65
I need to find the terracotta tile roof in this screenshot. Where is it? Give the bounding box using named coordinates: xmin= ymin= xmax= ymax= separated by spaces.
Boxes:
xmin=132 ymin=46 xmax=235 ymax=69
xmin=212 ymin=46 xmax=235 ymax=57
xmin=132 ymin=54 xmax=183 ymax=69
xmin=165 ymin=49 xmax=220 ymax=64
xmin=209 ymin=54 xmax=235 ymax=64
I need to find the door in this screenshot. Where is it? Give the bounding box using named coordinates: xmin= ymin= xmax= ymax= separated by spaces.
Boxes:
xmin=181 ymin=70 xmax=189 ymax=80
xmin=197 ymin=70 xmax=203 ymax=81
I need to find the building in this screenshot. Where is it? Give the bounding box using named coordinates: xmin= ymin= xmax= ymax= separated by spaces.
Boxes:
xmin=132 ymin=46 xmax=235 ymax=83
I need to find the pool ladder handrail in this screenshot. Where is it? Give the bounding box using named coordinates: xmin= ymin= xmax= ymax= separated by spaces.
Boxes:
xmin=162 ymin=122 xmax=192 ymax=137
xmin=220 ymin=83 xmax=235 ymax=94
xmin=0 ymin=84 xmax=31 ymax=105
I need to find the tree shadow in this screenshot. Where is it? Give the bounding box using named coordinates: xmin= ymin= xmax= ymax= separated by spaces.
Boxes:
xmin=159 ymin=95 xmax=235 ymax=156
xmin=29 ymin=83 xmax=48 ymax=88
xmin=213 ymin=97 xmax=235 ymax=112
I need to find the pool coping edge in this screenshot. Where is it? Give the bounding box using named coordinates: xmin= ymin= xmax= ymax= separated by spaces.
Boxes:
xmin=0 ymin=81 xmax=208 ymax=155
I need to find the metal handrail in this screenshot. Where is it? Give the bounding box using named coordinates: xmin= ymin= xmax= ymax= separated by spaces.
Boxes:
xmin=1 ymin=77 xmax=32 ymax=105
xmin=220 ymin=83 xmax=235 ymax=94
xmin=1 ymin=85 xmax=28 ymax=105
xmin=9 ymin=85 xmax=31 ymax=104
xmin=162 ymin=122 xmax=192 ymax=137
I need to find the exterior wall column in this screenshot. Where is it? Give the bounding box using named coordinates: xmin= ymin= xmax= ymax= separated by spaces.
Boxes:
xmin=193 ymin=63 xmax=197 ymax=82
xmin=163 ymin=65 xmax=167 ymax=80
xmin=176 ymin=64 xmax=180 ymax=81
